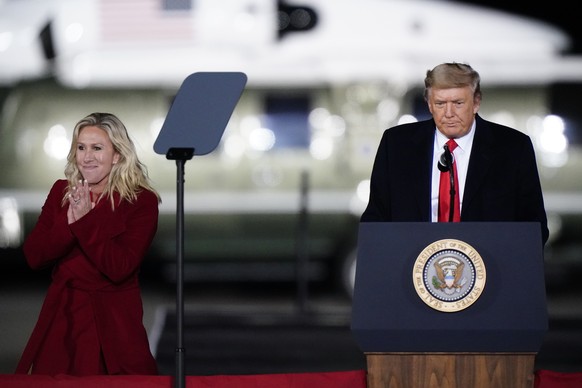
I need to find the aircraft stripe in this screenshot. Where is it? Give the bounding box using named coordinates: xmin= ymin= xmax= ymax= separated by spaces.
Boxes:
xmin=1 ymin=190 xmax=581 ymax=215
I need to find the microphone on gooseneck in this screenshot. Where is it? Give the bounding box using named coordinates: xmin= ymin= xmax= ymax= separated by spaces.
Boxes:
xmin=438 ymin=144 xmax=453 ymax=172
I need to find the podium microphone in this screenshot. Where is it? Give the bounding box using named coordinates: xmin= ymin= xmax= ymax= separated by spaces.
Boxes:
xmin=438 ymin=144 xmax=453 ymax=172
xmin=437 ymin=143 xmax=456 ymax=222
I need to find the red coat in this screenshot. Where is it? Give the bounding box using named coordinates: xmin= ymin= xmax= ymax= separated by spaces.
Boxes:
xmin=16 ymin=179 xmax=159 ymax=376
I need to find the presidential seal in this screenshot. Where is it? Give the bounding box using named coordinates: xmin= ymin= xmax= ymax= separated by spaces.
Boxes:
xmin=412 ymin=239 xmax=486 ymax=312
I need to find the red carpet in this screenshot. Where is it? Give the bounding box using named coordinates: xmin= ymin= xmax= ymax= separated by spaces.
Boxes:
xmin=0 ymin=370 xmax=367 ymax=388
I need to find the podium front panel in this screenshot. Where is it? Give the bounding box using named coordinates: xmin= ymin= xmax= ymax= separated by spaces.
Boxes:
xmin=351 ymin=222 xmax=547 ymax=352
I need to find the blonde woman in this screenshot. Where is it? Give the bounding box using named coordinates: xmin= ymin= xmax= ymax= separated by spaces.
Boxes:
xmin=16 ymin=112 xmax=160 ymax=376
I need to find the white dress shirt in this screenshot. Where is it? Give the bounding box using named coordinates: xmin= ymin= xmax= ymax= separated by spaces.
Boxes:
xmin=430 ymin=120 xmax=476 ymax=222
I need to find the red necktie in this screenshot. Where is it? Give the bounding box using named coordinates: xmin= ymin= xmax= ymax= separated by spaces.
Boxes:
xmin=438 ymin=139 xmax=460 ymax=222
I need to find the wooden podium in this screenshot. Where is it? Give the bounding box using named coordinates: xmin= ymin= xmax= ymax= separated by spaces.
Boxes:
xmin=365 ymin=353 xmax=535 ymax=387
xmin=351 ymin=222 xmax=548 ymax=388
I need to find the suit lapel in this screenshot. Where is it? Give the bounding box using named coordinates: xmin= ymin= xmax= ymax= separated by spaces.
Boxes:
xmin=463 ymin=115 xmax=494 ymax=214
xmin=410 ymin=120 xmax=435 ymax=220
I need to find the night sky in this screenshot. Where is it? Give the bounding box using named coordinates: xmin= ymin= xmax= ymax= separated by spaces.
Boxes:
xmin=451 ymin=1 xmax=580 ymax=54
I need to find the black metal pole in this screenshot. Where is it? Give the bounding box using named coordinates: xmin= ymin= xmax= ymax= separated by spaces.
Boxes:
xmin=175 ymin=158 xmax=185 ymax=388
xmin=296 ymin=170 xmax=309 ymax=315
xmin=166 ymin=147 xmax=194 ymax=388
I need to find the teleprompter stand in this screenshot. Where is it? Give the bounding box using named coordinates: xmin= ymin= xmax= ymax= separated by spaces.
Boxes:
xmin=154 ymin=72 xmax=247 ymax=388
xmin=351 ymin=222 xmax=548 ymax=388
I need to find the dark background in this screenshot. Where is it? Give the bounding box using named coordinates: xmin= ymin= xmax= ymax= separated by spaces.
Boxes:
xmin=453 ymin=2 xmax=580 ymax=54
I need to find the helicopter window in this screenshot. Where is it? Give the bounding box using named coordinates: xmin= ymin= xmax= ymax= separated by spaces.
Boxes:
xmin=163 ymin=0 xmax=192 ymax=11
xmin=411 ymin=91 xmax=431 ymax=121
xmin=550 ymin=83 xmax=582 ymax=145
xmin=263 ymin=94 xmax=311 ymax=149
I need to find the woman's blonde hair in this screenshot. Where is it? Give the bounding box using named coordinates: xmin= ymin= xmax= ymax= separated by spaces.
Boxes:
xmin=63 ymin=112 xmax=160 ymax=208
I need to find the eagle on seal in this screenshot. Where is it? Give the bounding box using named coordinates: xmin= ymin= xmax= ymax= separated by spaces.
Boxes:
xmin=434 ymin=261 xmax=465 ymax=289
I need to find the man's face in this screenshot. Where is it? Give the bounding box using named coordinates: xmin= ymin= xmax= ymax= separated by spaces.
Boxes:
xmin=427 ymin=86 xmax=480 ymax=139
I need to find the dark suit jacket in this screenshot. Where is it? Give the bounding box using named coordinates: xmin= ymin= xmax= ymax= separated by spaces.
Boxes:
xmin=361 ymin=114 xmax=549 ymax=245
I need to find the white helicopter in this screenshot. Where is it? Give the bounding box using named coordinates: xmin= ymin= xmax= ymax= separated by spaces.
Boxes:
xmin=1 ymin=0 xmax=581 ymax=294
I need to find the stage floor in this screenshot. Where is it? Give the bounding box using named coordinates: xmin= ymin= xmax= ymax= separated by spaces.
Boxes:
xmin=1 ymin=268 xmax=581 ymax=375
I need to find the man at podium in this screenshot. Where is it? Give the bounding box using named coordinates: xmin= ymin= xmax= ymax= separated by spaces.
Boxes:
xmin=354 ymin=62 xmax=550 ymax=388
xmin=361 ymin=62 xmax=549 ymax=246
